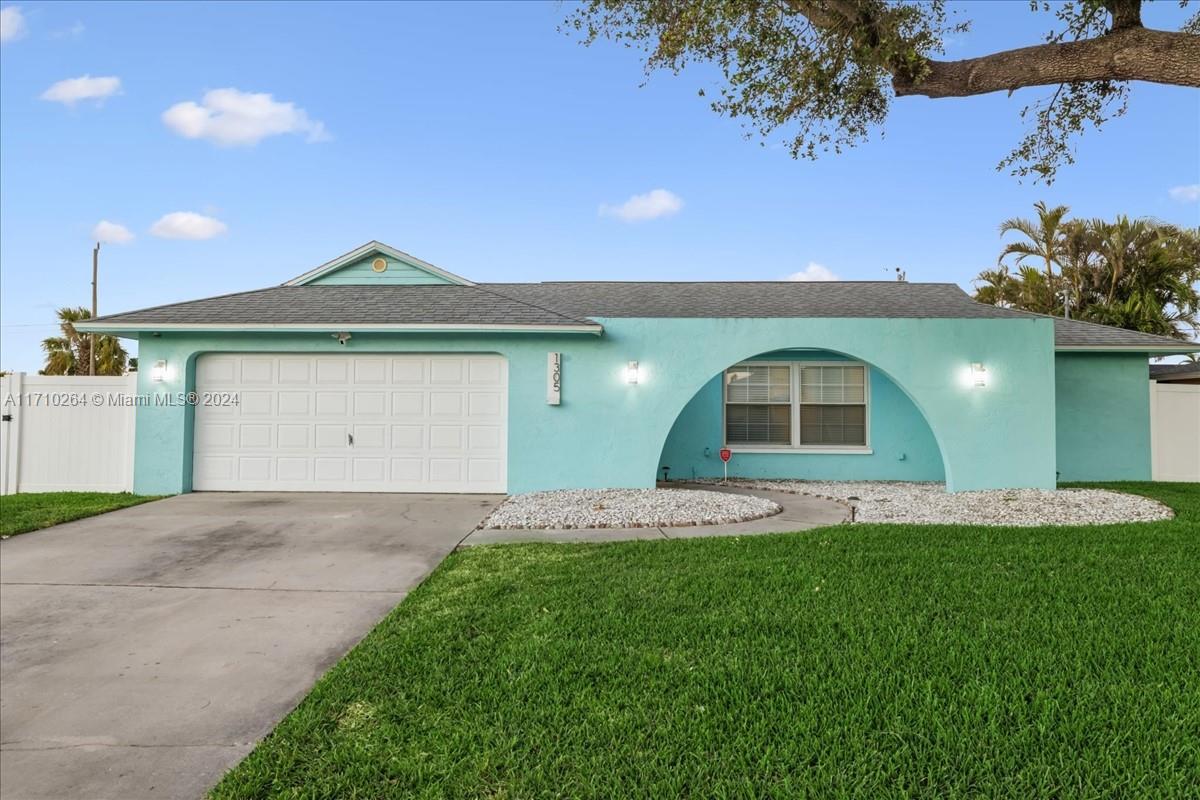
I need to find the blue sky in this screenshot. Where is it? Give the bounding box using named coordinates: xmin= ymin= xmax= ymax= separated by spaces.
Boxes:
xmin=1 ymin=0 xmax=1197 ymax=371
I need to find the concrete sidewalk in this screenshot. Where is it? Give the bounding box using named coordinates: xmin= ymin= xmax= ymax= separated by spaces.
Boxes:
xmin=461 ymin=484 xmax=847 ymax=545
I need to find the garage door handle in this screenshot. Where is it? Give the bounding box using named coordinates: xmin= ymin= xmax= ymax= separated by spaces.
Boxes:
xmin=348 ymin=433 xmax=354 ymax=446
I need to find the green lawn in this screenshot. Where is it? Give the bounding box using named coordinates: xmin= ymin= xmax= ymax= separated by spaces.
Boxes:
xmin=212 ymin=482 xmax=1200 ymax=799
xmin=0 ymin=491 xmax=162 ymax=537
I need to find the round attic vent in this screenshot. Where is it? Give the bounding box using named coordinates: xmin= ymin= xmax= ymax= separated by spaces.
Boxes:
xmin=371 ymin=257 xmax=387 ymax=273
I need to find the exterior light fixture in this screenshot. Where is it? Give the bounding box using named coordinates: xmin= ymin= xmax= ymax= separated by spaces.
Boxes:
xmin=625 ymin=360 xmax=639 ymax=385
xmin=846 ymin=496 xmax=860 ymax=523
xmin=150 ymin=360 xmax=168 ymax=383
xmin=971 ymin=362 xmax=988 ymax=387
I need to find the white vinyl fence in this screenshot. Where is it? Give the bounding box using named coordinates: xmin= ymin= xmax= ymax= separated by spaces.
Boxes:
xmin=0 ymin=373 xmax=137 ymax=495
xmin=1150 ymin=380 xmax=1200 ymax=482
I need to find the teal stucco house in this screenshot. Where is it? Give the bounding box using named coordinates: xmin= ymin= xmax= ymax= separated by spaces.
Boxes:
xmin=77 ymin=242 xmax=1198 ymax=496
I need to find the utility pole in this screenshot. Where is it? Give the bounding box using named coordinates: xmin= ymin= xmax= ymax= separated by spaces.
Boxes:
xmin=91 ymin=242 xmax=99 ymax=376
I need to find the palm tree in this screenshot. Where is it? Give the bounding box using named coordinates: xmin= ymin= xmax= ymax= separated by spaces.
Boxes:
xmin=1090 ymin=216 xmax=1159 ymax=305
xmin=975 ymin=212 xmax=1199 ymax=341
xmin=1056 ymin=219 xmax=1099 ymax=319
xmin=998 ymin=201 xmax=1071 ymax=282
xmin=40 ymin=307 xmax=128 ymax=375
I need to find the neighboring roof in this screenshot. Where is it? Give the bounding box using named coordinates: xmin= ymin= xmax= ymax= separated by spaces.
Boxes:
xmin=1150 ymin=363 xmax=1200 ymax=380
xmin=76 ymin=277 xmax=1198 ymax=352
xmin=77 ymin=285 xmax=602 ymax=333
xmin=284 ymin=241 xmax=475 ymax=287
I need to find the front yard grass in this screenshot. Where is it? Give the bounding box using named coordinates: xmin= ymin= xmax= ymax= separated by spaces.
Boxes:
xmin=0 ymin=491 xmax=162 ymax=537
xmin=212 ymin=482 xmax=1199 ymax=799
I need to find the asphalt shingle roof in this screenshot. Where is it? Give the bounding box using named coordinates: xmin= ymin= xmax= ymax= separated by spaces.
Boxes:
xmin=86 ymin=280 xmax=1197 ymax=350
xmin=1149 ymin=363 xmax=1200 ymax=379
xmin=87 ymin=285 xmax=596 ymax=327
xmin=485 ymin=281 xmax=1025 ymax=319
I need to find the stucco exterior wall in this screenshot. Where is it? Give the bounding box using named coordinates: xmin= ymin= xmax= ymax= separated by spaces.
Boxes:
xmin=1054 ymin=353 xmax=1152 ymax=481
xmin=659 ymin=351 xmax=945 ymax=482
xmin=131 ymin=315 xmax=1058 ymax=495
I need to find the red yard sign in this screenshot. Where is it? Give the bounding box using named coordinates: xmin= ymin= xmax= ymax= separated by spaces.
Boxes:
xmin=719 ymin=448 xmax=732 ymax=463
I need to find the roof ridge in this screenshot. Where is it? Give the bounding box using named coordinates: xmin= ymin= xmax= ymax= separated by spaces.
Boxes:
xmin=481 ymin=280 xmax=963 ymax=286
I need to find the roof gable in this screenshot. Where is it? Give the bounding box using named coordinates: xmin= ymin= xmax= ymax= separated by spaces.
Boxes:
xmin=285 ymin=242 xmax=474 ymax=287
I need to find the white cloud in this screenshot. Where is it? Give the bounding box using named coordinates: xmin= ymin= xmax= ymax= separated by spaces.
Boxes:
xmin=92 ymin=220 xmax=134 ymax=244
xmin=41 ymin=75 xmax=121 ymax=106
xmin=149 ymin=212 xmax=227 ymax=240
xmin=784 ymin=262 xmax=840 ymax=282
xmin=599 ymin=188 xmax=684 ymax=222
xmin=162 ymin=88 xmax=330 ymax=146
xmin=1 ymin=6 xmax=28 ymax=43
xmin=1168 ymin=184 xmax=1200 ymax=203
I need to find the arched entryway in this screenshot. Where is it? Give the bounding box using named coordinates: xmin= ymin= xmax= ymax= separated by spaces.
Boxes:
xmin=656 ymin=348 xmax=948 ymax=485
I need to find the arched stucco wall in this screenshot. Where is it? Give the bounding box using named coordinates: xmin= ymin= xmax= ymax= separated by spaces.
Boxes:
xmin=658 ymin=349 xmax=947 ymax=483
xmin=595 ymin=316 xmax=1057 ymax=492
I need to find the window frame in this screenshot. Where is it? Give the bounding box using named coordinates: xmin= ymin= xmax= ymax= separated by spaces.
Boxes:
xmin=722 ymin=360 xmax=872 ymax=454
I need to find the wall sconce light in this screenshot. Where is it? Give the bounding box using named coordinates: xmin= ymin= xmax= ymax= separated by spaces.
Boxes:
xmin=151 ymin=360 xmax=168 ymax=383
xmin=625 ymin=360 xmax=640 ymax=385
xmin=971 ymin=362 xmax=988 ymax=387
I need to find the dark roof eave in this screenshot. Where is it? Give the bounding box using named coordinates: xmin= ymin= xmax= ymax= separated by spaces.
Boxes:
xmin=74 ymin=322 xmax=605 ymax=336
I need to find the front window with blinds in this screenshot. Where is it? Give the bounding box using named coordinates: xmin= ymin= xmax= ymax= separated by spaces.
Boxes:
xmin=724 ymin=365 xmax=792 ymax=445
xmin=724 ymin=362 xmax=868 ymax=449
xmin=798 ymin=365 xmax=866 ymax=446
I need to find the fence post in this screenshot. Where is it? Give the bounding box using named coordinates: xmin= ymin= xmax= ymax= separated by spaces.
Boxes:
xmin=1 ymin=372 xmax=24 ymax=495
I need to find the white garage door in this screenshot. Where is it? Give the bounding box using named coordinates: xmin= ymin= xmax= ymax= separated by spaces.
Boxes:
xmin=193 ymin=354 xmax=507 ymax=492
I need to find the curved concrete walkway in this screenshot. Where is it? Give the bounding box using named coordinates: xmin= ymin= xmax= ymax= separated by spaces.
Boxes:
xmin=461 ymin=483 xmax=848 ymax=545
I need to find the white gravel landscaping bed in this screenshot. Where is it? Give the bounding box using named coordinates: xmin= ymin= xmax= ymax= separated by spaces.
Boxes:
xmin=695 ymin=479 xmax=1172 ymax=526
xmin=478 ymin=488 xmax=781 ymax=530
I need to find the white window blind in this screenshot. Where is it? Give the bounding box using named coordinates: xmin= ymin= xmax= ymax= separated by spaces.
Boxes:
xmin=799 ymin=365 xmax=866 ymax=445
xmin=724 ymin=362 xmax=869 ymax=449
xmin=725 ymin=365 xmax=791 ymax=444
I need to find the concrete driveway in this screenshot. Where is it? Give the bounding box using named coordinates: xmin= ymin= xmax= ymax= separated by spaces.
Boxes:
xmin=0 ymin=492 xmax=499 ymax=800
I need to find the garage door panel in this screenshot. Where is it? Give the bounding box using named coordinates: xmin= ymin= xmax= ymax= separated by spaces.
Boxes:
xmin=239 ymin=392 xmax=274 ymax=416
xmin=429 ymin=392 xmax=463 ymax=416
xmin=278 ymin=391 xmax=311 ymax=415
xmin=315 ymin=359 xmax=349 ymax=383
xmin=276 ymin=457 xmax=310 ymax=481
xmin=278 ymin=359 xmax=311 ymax=383
xmin=277 ymin=425 xmax=310 ymax=448
xmin=314 ymin=457 xmax=347 ymax=482
xmin=430 ymin=359 xmax=463 ymax=384
xmin=240 ymin=359 xmax=274 ymax=384
xmin=468 ymin=392 xmax=502 ymax=417
xmin=468 ymin=358 xmax=504 ymax=385
xmin=196 ymin=456 xmax=235 ymax=481
xmin=354 ymin=359 xmax=388 ymax=384
xmin=196 ymin=423 xmax=236 ymax=449
xmin=392 ymin=360 xmax=423 ymax=383
xmin=468 ymin=459 xmax=502 ymax=482
xmin=352 ymin=424 xmax=387 ymax=448
xmin=198 ymin=357 xmax=237 ymax=384
xmin=315 ymin=391 xmax=348 ymax=415
xmin=315 ymin=424 xmax=348 ymax=448
xmin=353 ymin=392 xmax=387 ymax=416
xmin=238 ymin=457 xmax=272 ymax=481
xmin=391 ymin=425 xmax=423 ymax=449
xmin=193 ymin=354 xmax=506 ymax=492
xmin=391 ymin=392 xmax=422 ymax=415
xmin=239 ymin=424 xmax=272 ymax=448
